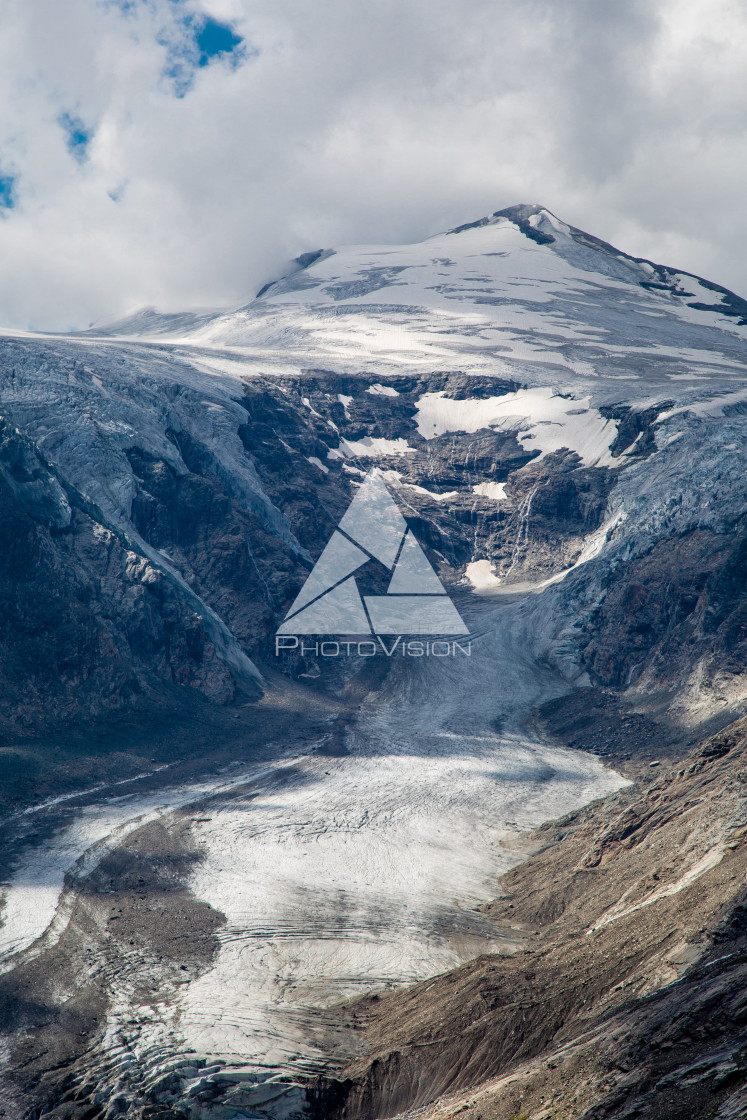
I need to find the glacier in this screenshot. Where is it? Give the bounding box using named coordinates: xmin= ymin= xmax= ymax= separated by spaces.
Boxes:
xmin=0 ymin=203 xmax=745 ymax=1118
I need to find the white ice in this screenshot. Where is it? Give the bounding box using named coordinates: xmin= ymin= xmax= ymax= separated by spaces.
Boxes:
xmin=464 ymin=559 xmax=504 ymax=591
xmin=473 ymin=481 xmax=508 ymax=501
xmin=173 ymin=597 xmax=627 ymax=1087
xmin=0 ymin=597 xmax=628 ymax=1108
xmin=74 ymin=212 xmax=747 ymax=386
xmin=366 ymin=383 xmax=400 ymax=396
xmin=334 ymin=435 xmax=416 ymax=458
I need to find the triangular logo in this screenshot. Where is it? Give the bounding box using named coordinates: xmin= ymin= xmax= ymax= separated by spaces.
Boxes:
xmin=279 ymin=469 xmax=468 ymax=636
xmin=387 ymin=530 xmax=446 ymax=595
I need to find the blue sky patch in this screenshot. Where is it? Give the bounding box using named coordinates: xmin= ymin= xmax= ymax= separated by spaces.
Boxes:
xmin=60 ymin=113 xmax=93 ymax=163
xmin=162 ymin=13 xmax=248 ymax=97
xmin=0 ymin=175 xmax=15 ymax=210
xmin=195 ymin=17 xmax=243 ymax=67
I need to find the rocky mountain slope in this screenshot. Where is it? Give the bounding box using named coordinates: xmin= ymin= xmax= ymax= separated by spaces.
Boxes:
xmin=0 ymin=205 xmax=745 ymax=1119
xmin=1 ymin=205 xmax=746 ymax=734
xmin=309 ymin=719 xmax=747 ymax=1120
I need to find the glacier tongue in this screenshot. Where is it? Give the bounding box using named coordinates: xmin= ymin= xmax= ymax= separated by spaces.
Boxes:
xmin=13 ymin=596 xmax=625 ymax=1114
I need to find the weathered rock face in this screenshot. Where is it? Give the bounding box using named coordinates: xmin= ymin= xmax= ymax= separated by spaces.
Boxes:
xmin=580 ymin=526 xmax=747 ymax=692
xmin=0 ymin=416 xmax=240 ymax=742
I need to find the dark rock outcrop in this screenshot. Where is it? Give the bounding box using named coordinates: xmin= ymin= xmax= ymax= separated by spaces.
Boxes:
xmin=0 ymin=417 xmax=240 ymax=741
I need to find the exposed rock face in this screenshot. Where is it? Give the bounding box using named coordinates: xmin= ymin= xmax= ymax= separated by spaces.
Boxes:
xmin=0 ymin=355 xmax=630 ymax=736
xmin=0 ymin=415 xmax=241 ymax=742
xmin=580 ymin=526 xmax=747 ymax=692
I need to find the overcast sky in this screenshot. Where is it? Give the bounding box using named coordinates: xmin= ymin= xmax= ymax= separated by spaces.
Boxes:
xmin=1 ymin=0 xmax=747 ymax=330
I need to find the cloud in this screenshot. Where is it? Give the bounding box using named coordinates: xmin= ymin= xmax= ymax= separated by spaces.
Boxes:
xmin=0 ymin=0 xmax=747 ymax=330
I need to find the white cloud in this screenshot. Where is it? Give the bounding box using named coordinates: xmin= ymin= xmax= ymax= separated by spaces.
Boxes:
xmin=1 ymin=0 xmax=747 ymax=329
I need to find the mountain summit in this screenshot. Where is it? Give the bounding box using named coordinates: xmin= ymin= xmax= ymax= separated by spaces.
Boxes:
xmin=91 ymin=204 xmax=747 ymax=394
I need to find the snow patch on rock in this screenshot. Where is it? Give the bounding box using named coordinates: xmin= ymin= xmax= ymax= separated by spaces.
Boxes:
xmin=414 ymin=388 xmax=620 ymax=467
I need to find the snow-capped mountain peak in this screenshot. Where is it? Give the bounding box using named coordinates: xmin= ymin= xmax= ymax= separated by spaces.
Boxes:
xmin=81 ymin=205 xmax=747 ymax=403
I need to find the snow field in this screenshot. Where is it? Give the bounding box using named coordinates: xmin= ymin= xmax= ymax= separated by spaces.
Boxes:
xmin=414 ymin=387 xmax=621 ymax=466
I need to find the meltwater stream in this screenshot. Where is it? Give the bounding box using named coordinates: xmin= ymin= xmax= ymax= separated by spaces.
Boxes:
xmin=0 ymin=597 xmax=628 ymax=1116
